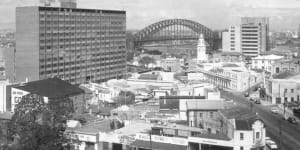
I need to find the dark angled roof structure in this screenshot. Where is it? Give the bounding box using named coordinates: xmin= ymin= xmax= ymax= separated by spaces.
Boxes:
xmin=235 ymin=117 xmax=264 ymax=131
xmin=272 ymin=71 xmax=298 ymax=79
xmin=15 ymin=77 xmax=84 ymax=98
xmin=235 ymin=120 xmax=252 ymax=130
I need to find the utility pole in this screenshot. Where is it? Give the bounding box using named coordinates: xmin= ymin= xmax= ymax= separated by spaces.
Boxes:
xmin=149 ymin=130 xmax=152 ymax=150
xmin=283 ymin=89 xmax=287 ymax=119
xmin=278 ymin=120 xmax=282 ymax=150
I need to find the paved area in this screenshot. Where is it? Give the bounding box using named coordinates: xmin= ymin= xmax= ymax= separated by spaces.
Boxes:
xmin=221 ymin=90 xmax=300 ymax=150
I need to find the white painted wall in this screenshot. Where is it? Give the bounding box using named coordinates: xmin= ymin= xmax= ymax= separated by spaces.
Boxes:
xmin=0 ymin=80 xmax=8 ymax=112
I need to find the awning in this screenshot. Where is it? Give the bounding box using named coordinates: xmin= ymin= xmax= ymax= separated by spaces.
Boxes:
xmin=130 ymin=140 xmax=187 ymax=150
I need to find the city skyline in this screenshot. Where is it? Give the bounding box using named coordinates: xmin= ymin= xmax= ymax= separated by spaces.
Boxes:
xmin=0 ymin=0 xmax=300 ymax=31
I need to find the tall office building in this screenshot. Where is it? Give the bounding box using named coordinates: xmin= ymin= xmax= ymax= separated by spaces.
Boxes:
xmin=241 ymin=17 xmax=269 ymax=57
xmin=16 ymin=3 xmax=126 ymax=84
xmin=298 ymin=24 xmax=300 ymax=39
xmin=222 ymin=26 xmax=241 ymax=53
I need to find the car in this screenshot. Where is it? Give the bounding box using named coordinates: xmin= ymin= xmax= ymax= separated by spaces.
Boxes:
xmin=249 ymin=97 xmax=255 ymax=101
xmin=255 ymin=99 xmax=261 ymax=104
xmin=266 ymin=140 xmax=278 ymax=150
xmin=265 ymin=137 xmax=272 ymax=144
xmin=270 ymin=107 xmax=280 ymax=114
xmin=287 ymin=117 xmax=298 ymax=124
xmin=244 ymin=92 xmax=249 ymax=97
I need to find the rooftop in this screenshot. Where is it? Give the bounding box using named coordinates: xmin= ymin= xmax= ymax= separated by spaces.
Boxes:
xmin=252 ymin=54 xmax=284 ymax=60
xmin=235 ymin=117 xmax=262 ymax=131
xmin=186 ymin=100 xmax=224 ymax=111
xmin=15 ymin=78 xmax=84 ymax=98
xmin=66 ymin=119 xmax=116 ymax=134
xmin=222 ymin=63 xmax=240 ymax=68
xmin=277 ymin=58 xmax=300 ymax=64
xmin=272 ymin=71 xmax=300 ymax=79
xmin=138 ymin=74 xmax=161 ymax=80
xmin=221 ymin=105 xmax=256 ymax=119
xmin=114 ymin=121 xmax=152 ymax=136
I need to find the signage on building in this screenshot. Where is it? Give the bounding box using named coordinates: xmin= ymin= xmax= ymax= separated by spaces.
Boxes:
xmin=136 ymin=133 xmax=187 ymax=146
xmin=68 ymin=133 xmax=97 ymax=143
xmin=188 ymin=137 xmax=234 ymax=147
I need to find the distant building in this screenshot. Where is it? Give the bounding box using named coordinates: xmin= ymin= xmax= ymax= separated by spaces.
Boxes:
xmin=241 ymin=17 xmax=269 ymax=57
xmin=0 ymin=79 xmax=9 ymax=112
xmin=16 ymin=5 xmax=126 ymax=84
xmin=201 ymin=65 xmax=263 ymax=92
xmin=272 ymin=58 xmax=300 ymax=74
xmin=11 ymin=78 xmax=85 ymax=113
xmin=265 ymin=72 xmax=300 ymax=104
xmin=298 ymin=24 xmax=300 ymax=39
xmin=159 ymin=96 xmax=206 ymax=120
xmin=161 ymin=57 xmax=183 ymax=72
xmin=186 ymin=100 xmax=225 ymax=134
xmin=222 ymin=26 xmax=241 ymax=53
xmin=251 ymin=54 xmax=284 ymax=73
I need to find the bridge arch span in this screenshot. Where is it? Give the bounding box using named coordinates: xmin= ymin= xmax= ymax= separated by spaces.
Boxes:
xmin=133 ymin=19 xmax=214 ymax=48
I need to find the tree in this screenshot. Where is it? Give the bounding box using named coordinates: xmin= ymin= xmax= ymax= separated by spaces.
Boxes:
xmin=138 ymin=56 xmax=156 ymax=68
xmin=7 ymin=94 xmax=73 ymax=150
xmin=113 ymin=91 xmax=135 ymax=105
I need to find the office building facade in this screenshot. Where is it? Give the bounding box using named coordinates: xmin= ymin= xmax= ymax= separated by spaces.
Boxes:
xmin=222 ymin=26 xmax=241 ymax=53
xmin=241 ymin=17 xmax=269 ymax=57
xmin=16 ymin=6 xmax=126 ymax=85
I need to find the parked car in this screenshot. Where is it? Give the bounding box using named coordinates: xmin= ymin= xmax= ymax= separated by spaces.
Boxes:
xmin=266 ymin=140 xmax=278 ymax=150
xmin=255 ymin=99 xmax=261 ymax=104
xmin=265 ymin=137 xmax=272 ymax=145
xmin=270 ymin=107 xmax=280 ymax=114
xmin=249 ymin=97 xmax=254 ymax=101
xmin=244 ymin=92 xmax=249 ymax=97
xmin=287 ymin=117 xmax=298 ymax=124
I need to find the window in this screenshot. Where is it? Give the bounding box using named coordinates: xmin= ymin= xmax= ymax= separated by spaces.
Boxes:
xmin=240 ymin=133 xmax=244 ymax=140
xmin=199 ymin=113 xmax=203 ymax=118
xmin=210 ymin=112 xmax=214 ymax=118
xmin=256 ymin=132 xmax=260 ymax=139
xmin=291 ymin=89 xmax=294 ymax=93
xmin=240 ymin=146 xmax=244 ymax=150
xmin=208 ymin=128 xmax=211 ymax=134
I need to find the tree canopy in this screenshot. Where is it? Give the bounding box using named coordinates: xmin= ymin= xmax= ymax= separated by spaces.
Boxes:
xmin=138 ymin=56 xmax=156 ymax=68
xmin=5 ymin=94 xmax=74 ymax=150
xmin=113 ymin=91 xmax=135 ymax=106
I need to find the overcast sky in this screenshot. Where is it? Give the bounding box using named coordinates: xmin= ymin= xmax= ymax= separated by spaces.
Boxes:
xmin=0 ymin=0 xmax=300 ymax=31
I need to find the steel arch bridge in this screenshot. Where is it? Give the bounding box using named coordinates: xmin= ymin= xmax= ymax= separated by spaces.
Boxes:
xmin=133 ymin=19 xmax=214 ymax=48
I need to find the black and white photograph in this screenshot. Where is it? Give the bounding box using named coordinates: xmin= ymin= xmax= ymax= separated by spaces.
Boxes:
xmin=0 ymin=0 xmax=300 ymax=150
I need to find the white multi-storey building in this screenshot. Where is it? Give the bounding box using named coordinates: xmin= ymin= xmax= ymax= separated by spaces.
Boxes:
xmin=251 ymin=54 xmax=284 ymax=73
xmin=241 ymin=17 xmax=269 ymax=57
xmin=222 ymin=26 xmax=241 ymax=53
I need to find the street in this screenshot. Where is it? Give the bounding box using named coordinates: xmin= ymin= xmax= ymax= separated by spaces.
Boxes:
xmin=221 ymin=91 xmax=300 ymax=150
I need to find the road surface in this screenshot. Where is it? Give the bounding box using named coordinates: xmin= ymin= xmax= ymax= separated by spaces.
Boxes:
xmin=221 ymin=91 xmax=300 ymax=150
